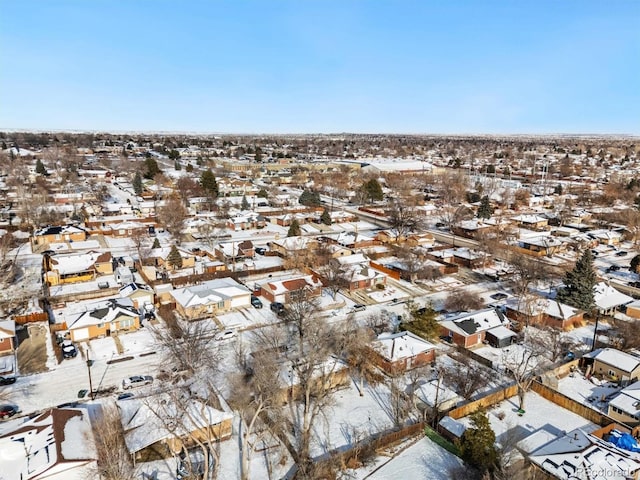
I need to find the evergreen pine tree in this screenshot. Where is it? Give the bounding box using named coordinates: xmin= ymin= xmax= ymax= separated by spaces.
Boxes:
xmin=133 ymin=171 xmax=143 ymax=196
xmin=241 ymin=195 xmax=249 ymax=210
xmin=143 ymin=157 xmax=161 ymax=179
xmin=35 ymin=159 xmax=47 ymax=175
xmin=556 ymin=250 xmax=597 ymax=311
xmin=459 ymin=409 xmax=498 ymax=473
xmin=477 ymin=195 xmax=493 ymax=219
xmin=287 ymin=219 xmax=301 ymax=237
xmin=399 ymin=301 xmax=440 ymax=340
xmin=298 ymin=189 xmax=321 ymax=206
xmin=152 ymin=238 xmax=161 ymax=249
xmin=631 ymin=254 xmax=640 ymax=273
xmin=320 ymin=208 xmax=331 ymax=225
xmin=200 ymin=169 xmax=219 ymax=197
xmin=167 ymin=245 xmax=183 ymax=270
xmin=361 ymin=179 xmax=384 ymax=201
xmin=257 ymin=188 xmax=268 ymax=198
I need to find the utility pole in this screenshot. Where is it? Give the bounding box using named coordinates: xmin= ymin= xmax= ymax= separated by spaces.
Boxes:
xmin=87 ymin=356 xmax=95 ymax=400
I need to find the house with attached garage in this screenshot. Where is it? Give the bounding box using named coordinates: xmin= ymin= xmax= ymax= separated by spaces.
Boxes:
xmin=31 ymin=224 xmax=88 ymax=248
xmin=169 ymin=277 xmax=251 ymax=320
xmin=439 ymin=308 xmax=513 ymax=348
xmin=0 ymin=407 xmax=97 ymax=480
xmin=66 ymin=297 xmax=141 ymax=342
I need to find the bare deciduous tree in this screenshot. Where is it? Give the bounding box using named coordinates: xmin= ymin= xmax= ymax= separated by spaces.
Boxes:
xmin=90 ymin=405 xmax=135 ymax=480
xmin=317 ymin=258 xmax=352 ymax=300
xmin=159 ymin=195 xmax=188 ymax=244
xmin=443 ymin=288 xmax=484 ymax=313
xmin=442 ymin=354 xmax=490 ymax=400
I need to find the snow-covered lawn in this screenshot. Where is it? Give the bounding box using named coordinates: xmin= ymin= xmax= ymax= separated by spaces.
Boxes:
xmin=556 ymin=371 xmax=622 ymax=413
xmin=309 ymin=382 xmax=401 ymax=458
xmin=87 ymin=336 xmax=119 ymax=360
xmin=368 ymin=286 xmax=410 ymax=303
xmin=360 ymin=436 xmax=465 ymax=480
xmin=458 ymin=391 xmax=597 ymax=451
xmin=117 ymin=329 xmax=157 ymax=355
xmin=216 ymin=307 xmax=277 ymax=330
xmin=104 ymin=236 xmax=134 ymax=248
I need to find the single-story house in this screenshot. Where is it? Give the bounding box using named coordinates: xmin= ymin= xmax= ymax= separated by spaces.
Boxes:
xmin=594 ymin=282 xmax=633 ymax=315
xmin=505 ymin=297 xmax=584 ymax=331
xmin=67 ymin=297 xmax=141 ymax=342
xmin=608 ymin=381 xmax=640 ymax=426
xmin=215 ymin=240 xmax=255 ymax=262
xmin=260 ymin=275 xmax=323 ymax=304
xmin=369 ymin=331 xmax=437 ymax=374
xmin=269 ymin=236 xmax=318 ymax=258
xmin=169 ymin=278 xmax=251 ymax=320
xmin=0 ymin=407 xmax=97 ymax=480
xmin=31 ymin=224 xmax=88 ymax=247
xmin=118 ymin=392 xmax=233 ymax=462
xmin=44 ymin=250 xmax=113 ymax=286
xmin=512 ymin=214 xmax=549 ymax=230
xmin=0 ymin=319 xmax=17 ymax=356
xmin=581 ymin=348 xmax=640 ymax=385
xmin=147 ymin=246 xmax=196 ymax=271
xmin=439 ymin=308 xmax=510 ymax=348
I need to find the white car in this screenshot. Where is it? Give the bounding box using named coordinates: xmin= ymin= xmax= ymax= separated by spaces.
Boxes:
xmin=122 ymin=375 xmax=153 ymax=390
xmin=214 ymin=330 xmax=237 ymax=342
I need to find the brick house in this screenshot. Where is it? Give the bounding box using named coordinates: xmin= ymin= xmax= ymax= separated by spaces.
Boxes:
xmin=260 ymin=275 xmax=323 ymax=304
xmin=439 ymin=308 xmax=510 ymax=348
xmin=369 ymin=331 xmax=436 ymax=375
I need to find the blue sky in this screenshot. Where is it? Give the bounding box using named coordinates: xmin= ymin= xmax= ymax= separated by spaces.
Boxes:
xmin=1 ymin=1 xmax=638 ymax=134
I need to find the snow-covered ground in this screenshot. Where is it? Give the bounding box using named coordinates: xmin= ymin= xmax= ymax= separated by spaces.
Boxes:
xmin=556 ymin=371 xmax=622 ymax=413
xmin=457 ymin=391 xmax=598 ymax=451
xmin=358 ymin=436 xmax=464 ymax=480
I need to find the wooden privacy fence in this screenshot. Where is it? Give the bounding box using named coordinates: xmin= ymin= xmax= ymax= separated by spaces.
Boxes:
xmin=15 ymin=312 xmax=49 ymax=324
xmin=530 ymin=381 xmax=621 ymax=428
xmin=448 ymin=384 xmax=518 ymax=420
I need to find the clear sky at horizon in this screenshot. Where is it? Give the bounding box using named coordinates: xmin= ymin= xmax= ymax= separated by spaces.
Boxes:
xmin=1 ymin=1 xmax=638 ymax=135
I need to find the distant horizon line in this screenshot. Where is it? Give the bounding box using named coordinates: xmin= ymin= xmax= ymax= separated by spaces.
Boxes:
xmin=1 ymin=127 xmax=638 ymax=139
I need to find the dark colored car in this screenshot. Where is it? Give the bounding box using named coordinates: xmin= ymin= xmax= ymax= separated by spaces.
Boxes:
xmin=352 ymin=304 xmax=366 ymax=312
xmin=607 ymin=265 xmax=621 ymax=272
xmin=117 ymin=392 xmax=135 ymax=400
xmin=61 ymin=341 xmax=78 ymax=359
xmin=251 ymin=295 xmax=263 ymax=308
xmin=255 ymin=247 xmax=267 ymax=255
xmin=490 ymin=292 xmax=509 ymax=300
xmin=616 ymin=251 xmax=628 ymax=257
xmin=0 ymin=404 xmax=19 ymax=419
xmin=270 ymin=302 xmax=285 ymax=315
xmin=0 ymin=376 xmax=16 ymax=386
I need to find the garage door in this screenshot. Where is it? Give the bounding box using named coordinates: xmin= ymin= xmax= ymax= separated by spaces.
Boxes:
xmin=72 ymin=328 xmax=90 ymax=341
xmin=230 ymin=294 xmax=250 ymax=309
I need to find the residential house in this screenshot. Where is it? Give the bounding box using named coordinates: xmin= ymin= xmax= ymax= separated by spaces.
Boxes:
xmin=517 ymin=235 xmax=566 ymax=257
xmin=43 ymin=251 xmax=113 ymax=286
xmin=31 ymin=225 xmax=87 ymax=248
xmin=315 ymin=253 xmax=387 ymax=291
xmin=0 ymin=408 xmax=97 ymax=480
xmin=66 ymin=297 xmax=141 ymax=342
xmin=169 ymin=278 xmax=251 ymax=320
xmin=215 ymin=240 xmax=255 ymax=262
xmin=269 ymin=236 xmax=318 ymax=258
xmin=119 ymin=283 xmax=155 ymax=310
xmin=607 ymin=381 xmax=640 ymax=426
xmin=0 ymin=319 xmax=16 ymax=356
xmin=625 ymin=299 xmax=640 ymax=319
xmin=414 ymin=380 xmax=462 ymax=412
xmin=505 ymin=298 xmax=584 ymax=331
xmin=581 ymin=348 xmax=640 ymax=385
xmin=260 ymin=275 xmax=323 ymax=304
xmin=369 ymin=331 xmax=436 ymax=375
xmin=118 ymin=393 xmax=233 ymax=462
xmin=147 ymin=246 xmax=196 ymax=271
xmin=525 ymin=428 xmax=640 ymax=480
xmin=106 ymin=220 xmax=148 ymax=237
xmin=375 ymin=229 xmax=408 ymax=244
xmin=512 ymin=214 xmax=549 ymax=230
xmin=589 ymin=229 xmax=623 ymax=246
xmin=439 ymin=308 xmax=510 ymax=348
xmin=594 ymin=282 xmax=633 ymax=315
xmin=226 ymin=211 xmax=266 ymax=231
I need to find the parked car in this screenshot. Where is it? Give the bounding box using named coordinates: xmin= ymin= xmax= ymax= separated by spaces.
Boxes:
xmin=270 ymin=302 xmax=285 ymax=315
xmin=616 ymin=251 xmax=628 ymax=257
xmin=117 ymin=392 xmax=135 ymax=401
xmin=0 ymin=376 xmax=16 ymax=386
xmin=61 ymin=341 xmax=78 ymax=359
xmin=122 ymin=375 xmax=153 ymax=390
xmin=214 ymin=330 xmax=237 ymax=342
xmin=628 ymin=281 xmax=640 ymax=288
xmin=0 ymin=404 xmax=19 ymax=419
xmin=352 ymin=304 xmax=366 ymax=312
xmin=490 ymin=292 xmax=509 ymax=300
xmin=607 ymin=265 xmax=621 ymax=272
xmin=591 ymin=250 xmax=599 ymax=256
xmin=255 ymin=247 xmax=267 ymax=255
xmin=251 ymin=295 xmax=263 ymax=308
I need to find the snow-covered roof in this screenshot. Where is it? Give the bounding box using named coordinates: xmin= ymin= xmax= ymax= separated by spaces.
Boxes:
xmin=118 ymin=393 xmax=233 ymax=454
xmin=170 ymin=277 xmax=250 ymax=308
xmin=67 ymin=298 xmax=138 ymax=330
xmin=33 ymin=225 xmax=86 ymax=237
xmin=512 ymin=214 xmax=548 ymax=224
xmin=594 ymin=282 xmax=633 ymax=311
xmin=440 ymin=308 xmax=506 ymax=337
xmin=265 ymin=275 xmax=322 ymax=296
xmin=0 ymin=319 xmax=16 ymax=338
xmin=372 ymin=331 xmax=436 ymax=362
xmin=415 ymin=380 xmax=461 ymax=408
xmin=583 ymin=348 xmax=640 ymax=374
xmin=487 ymin=325 xmax=518 ymax=340
xmin=0 ymin=408 xmax=96 ymax=480
xmin=48 ymin=251 xmax=110 ymax=275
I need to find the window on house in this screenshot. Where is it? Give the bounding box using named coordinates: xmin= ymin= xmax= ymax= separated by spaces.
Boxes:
xmin=120 ymin=318 xmax=133 ymax=328
xmin=608 ymin=369 xmax=616 ymax=377
xmin=98 ymin=323 xmax=104 ymax=328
